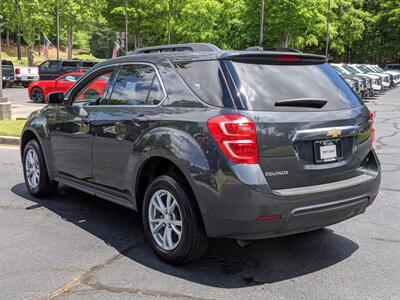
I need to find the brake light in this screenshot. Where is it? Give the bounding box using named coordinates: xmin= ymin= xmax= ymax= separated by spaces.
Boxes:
xmin=369 ymin=111 xmax=375 ymax=144
xmin=15 ymin=68 xmax=20 ymax=75
xmin=207 ymin=114 xmax=258 ymax=164
xmin=276 ymin=55 xmax=301 ymax=63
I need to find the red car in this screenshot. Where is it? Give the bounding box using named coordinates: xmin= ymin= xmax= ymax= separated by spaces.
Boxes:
xmin=29 ymin=72 xmax=84 ymax=103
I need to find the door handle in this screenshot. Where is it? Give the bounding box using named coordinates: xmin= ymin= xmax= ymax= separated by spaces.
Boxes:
xmin=132 ymin=114 xmax=149 ymax=122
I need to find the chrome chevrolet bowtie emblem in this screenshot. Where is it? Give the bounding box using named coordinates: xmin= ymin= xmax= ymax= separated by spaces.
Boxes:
xmin=327 ymin=129 xmax=342 ymax=138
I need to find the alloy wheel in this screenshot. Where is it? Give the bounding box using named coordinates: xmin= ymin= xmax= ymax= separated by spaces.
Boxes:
xmin=25 ymin=149 xmax=40 ymax=189
xmin=148 ymin=189 xmax=183 ymax=251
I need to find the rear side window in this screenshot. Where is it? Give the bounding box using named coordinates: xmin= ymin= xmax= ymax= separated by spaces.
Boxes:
xmin=62 ymin=61 xmax=80 ymax=68
xmin=108 ymin=64 xmax=165 ymax=106
xmin=174 ymin=60 xmax=230 ymax=107
xmin=231 ymin=62 xmax=363 ymax=111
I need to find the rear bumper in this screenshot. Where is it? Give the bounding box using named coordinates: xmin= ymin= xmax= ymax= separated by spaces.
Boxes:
xmin=15 ymin=75 xmax=39 ymax=83
xmin=2 ymin=76 xmax=14 ymax=82
xmin=200 ymin=151 xmax=381 ymax=240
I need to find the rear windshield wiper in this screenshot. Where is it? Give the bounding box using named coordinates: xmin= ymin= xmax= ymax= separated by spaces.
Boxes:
xmin=274 ymin=98 xmax=327 ymax=109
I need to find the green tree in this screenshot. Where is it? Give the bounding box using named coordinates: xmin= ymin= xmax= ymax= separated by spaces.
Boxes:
xmin=17 ymin=0 xmax=53 ymax=65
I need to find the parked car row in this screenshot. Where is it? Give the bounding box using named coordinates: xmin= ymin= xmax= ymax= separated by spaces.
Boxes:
xmin=1 ymin=59 xmax=98 ymax=89
xmin=331 ymin=63 xmax=400 ymax=99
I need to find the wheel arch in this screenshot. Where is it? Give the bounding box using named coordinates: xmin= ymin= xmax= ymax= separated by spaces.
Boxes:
xmin=21 ymin=127 xmax=55 ymax=179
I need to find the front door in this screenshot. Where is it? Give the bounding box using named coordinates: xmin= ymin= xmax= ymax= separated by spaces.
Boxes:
xmin=92 ymin=63 xmax=166 ymax=196
xmin=49 ymin=68 xmax=115 ymax=181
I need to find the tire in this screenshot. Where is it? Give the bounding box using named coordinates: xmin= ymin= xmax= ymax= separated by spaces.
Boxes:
xmin=142 ymin=175 xmax=209 ymax=264
xmin=31 ymin=87 xmax=44 ymax=103
xmin=23 ymin=139 xmax=58 ymax=197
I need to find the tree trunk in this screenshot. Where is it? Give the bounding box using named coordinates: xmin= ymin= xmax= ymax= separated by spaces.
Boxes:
xmin=6 ymin=30 xmax=10 ymax=47
xmin=27 ymin=46 xmax=34 ymax=66
xmin=168 ymin=5 xmax=171 ymax=44
xmin=283 ymin=32 xmax=290 ymax=48
xmin=67 ymin=24 xmax=73 ymax=60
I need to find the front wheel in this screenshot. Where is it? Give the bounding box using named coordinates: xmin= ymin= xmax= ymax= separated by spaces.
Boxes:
xmin=31 ymin=87 xmax=44 ymax=103
xmin=142 ymin=175 xmax=209 ymax=264
xmin=23 ymin=139 xmax=58 ymax=197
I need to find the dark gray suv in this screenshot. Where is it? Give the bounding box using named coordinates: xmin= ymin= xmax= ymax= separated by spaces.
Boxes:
xmin=21 ymin=43 xmax=381 ymax=264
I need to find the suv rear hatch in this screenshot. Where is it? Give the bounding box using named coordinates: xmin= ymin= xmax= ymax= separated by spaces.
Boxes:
xmin=2 ymin=60 xmax=14 ymax=78
xmin=221 ymin=53 xmax=373 ymax=190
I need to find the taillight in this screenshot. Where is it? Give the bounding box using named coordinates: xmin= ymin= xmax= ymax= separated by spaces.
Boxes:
xmin=207 ymin=114 xmax=258 ymax=164
xmin=276 ymin=55 xmax=301 ymax=63
xmin=369 ymin=111 xmax=375 ymax=145
xmin=15 ymin=68 xmax=20 ymax=75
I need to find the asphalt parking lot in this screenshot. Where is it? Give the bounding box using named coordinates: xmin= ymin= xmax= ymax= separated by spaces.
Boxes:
xmin=2 ymin=87 xmax=45 ymax=119
xmin=0 ymin=87 xmax=399 ymax=299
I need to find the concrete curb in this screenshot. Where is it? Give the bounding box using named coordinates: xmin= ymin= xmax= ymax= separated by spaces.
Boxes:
xmin=0 ymin=136 xmax=20 ymax=146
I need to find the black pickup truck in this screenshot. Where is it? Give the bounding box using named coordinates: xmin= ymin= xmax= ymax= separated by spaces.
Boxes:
xmin=38 ymin=60 xmax=98 ymax=80
xmin=2 ymin=60 xmax=15 ymax=88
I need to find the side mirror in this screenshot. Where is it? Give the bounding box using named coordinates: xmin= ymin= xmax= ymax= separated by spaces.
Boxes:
xmin=48 ymin=92 xmax=65 ymax=105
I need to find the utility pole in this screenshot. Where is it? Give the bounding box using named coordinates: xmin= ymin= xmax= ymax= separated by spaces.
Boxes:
xmin=259 ymin=0 xmax=265 ymax=48
xmin=15 ymin=0 xmax=21 ymax=60
xmin=125 ymin=0 xmax=128 ymax=53
xmin=325 ymin=0 xmax=331 ymax=58
xmin=56 ymin=0 xmax=60 ymax=59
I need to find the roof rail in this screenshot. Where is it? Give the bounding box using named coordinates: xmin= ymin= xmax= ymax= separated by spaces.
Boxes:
xmin=129 ymin=43 xmax=221 ymax=55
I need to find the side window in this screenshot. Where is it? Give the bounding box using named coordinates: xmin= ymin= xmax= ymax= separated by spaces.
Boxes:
xmin=40 ymin=61 xmax=50 ymax=68
xmin=59 ymin=75 xmax=80 ymax=82
xmin=108 ymin=64 xmax=164 ymax=106
xmin=48 ymin=61 xmax=59 ymax=69
xmin=72 ymin=71 xmax=113 ymax=105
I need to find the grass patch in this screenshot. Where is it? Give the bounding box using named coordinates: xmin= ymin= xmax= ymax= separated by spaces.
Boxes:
xmin=0 ymin=120 xmax=26 ymax=137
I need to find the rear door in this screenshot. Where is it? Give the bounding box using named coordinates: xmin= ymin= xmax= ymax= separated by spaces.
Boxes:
xmin=223 ymin=56 xmax=372 ymax=190
xmin=92 ymin=63 xmax=166 ymax=196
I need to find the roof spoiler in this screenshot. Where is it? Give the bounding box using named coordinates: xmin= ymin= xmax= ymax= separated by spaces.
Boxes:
xmin=223 ymin=53 xmax=327 ymax=65
xmin=129 ymin=43 xmax=221 ymax=55
xmin=245 ymin=46 xmax=302 ymax=53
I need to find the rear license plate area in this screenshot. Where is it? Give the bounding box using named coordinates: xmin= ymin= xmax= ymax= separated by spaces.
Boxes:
xmin=314 ymin=139 xmax=342 ymax=163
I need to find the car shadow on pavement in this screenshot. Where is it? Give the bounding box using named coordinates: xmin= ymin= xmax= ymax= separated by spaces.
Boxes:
xmin=12 ymin=183 xmax=359 ymax=288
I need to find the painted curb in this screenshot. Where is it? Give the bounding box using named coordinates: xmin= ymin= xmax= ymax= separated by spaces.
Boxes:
xmin=0 ymin=136 xmax=20 ymax=146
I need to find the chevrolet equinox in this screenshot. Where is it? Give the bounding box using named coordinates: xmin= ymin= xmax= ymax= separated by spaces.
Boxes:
xmin=21 ymin=43 xmax=381 ymax=264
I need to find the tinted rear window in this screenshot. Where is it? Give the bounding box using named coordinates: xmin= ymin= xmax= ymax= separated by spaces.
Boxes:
xmin=231 ymin=62 xmax=362 ymax=111
xmin=174 ymin=60 xmax=231 ymax=107
xmin=2 ymin=60 xmax=13 ymax=66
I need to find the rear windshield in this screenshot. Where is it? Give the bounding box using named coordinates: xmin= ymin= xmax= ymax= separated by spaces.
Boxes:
xmin=231 ymin=62 xmax=362 ymax=111
xmin=1 ymin=60 xmax=13 ymax=66
xmin=62 ymin=61 xmax=80 ymax=67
